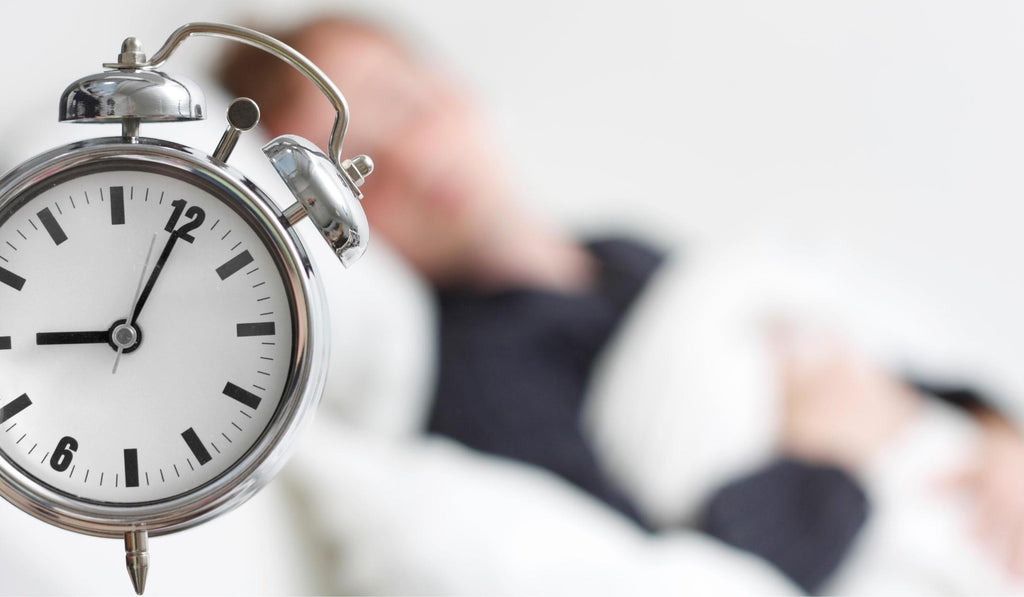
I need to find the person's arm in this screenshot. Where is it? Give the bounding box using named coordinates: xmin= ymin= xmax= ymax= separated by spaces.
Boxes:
xmin=695 ymin=329 xmax=917 ymax=592
xmin=779 ymin=331 xmax=1024 ymax=582
xmin=937 ymin=408 xmax=1024 ymax=579
xmin=699 ymin=459 xmax=868 ymax=594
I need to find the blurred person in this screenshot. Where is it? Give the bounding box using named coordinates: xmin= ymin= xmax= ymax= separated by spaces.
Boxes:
xmin=220 ymin=15 xmax=1024 ymax=595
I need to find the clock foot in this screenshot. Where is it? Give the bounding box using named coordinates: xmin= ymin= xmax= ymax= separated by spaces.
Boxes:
xmin=125 ymin=529 xmax=150 ymax=595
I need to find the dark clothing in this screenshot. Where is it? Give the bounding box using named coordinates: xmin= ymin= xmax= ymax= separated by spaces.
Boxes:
xmin=912 ymin=380 xmax=993 ymax=415
xmin=699 ymin=460 xmax=868 ymax=593
xmin=427 ymin=238 xmax=865 ymax=592
xmin=429 ymin=239 xmax=663 ymax=528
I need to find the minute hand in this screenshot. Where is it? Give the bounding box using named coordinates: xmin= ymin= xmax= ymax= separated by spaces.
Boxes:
xmin=130 ymin=232 xmax=180 ymax=325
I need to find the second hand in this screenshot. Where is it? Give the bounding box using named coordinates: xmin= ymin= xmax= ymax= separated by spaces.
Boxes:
xmin=112 ymin=233 xmax=158 ymax=375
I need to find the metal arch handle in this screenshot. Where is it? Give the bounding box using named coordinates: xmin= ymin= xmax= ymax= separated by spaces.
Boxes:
xmin=141 ymin=22 xmax=350 ymax=170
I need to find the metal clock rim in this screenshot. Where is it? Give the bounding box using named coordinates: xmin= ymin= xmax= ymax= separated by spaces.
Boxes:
xmin=0 ymin=137 xmax=329 ymax=538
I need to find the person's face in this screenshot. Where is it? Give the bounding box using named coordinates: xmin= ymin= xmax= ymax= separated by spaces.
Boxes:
xmin=270 ymin=26 xmax=503 ymax=282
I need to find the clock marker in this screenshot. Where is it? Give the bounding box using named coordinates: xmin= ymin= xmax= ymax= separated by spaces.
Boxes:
xmin=223 ymin=382 xmax=261 ymax=409
xmin=0 ymin=265 xmax=25 ymax=291
xmin=110 ymin=186 xmax=126 ymax=225
xmin=124 ymin=449 xmax=139 ymax=488
xmin=181 ymin=428 xmax=212 ymax=465
xmin=0 ymin=162 xmax=299 ymax=572
xmin=216 ymin=250 xmax=253 ymax=280
xmin=0 ymin=394 xmax=31 ymax=424
xmin=236 ymin=322 xmax=275 ymax=337
xmin=37 ymin=207 xmax=68 ymax=246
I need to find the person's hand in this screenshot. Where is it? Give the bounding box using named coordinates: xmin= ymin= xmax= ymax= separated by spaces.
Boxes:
xmin=940 ymin=411 xmax=1024 ymax=579
xmin=774 ymin=325 xmax=921 ymax=472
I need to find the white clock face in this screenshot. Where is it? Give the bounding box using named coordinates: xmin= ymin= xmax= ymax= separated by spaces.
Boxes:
xmin=0 ymin=166 xmax=294 ymax=504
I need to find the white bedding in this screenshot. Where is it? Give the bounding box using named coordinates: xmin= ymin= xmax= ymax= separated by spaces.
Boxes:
xmin=278 ymin=235 xmax=1024 ymax=595
xmin=282 ymin=235 xmax=1023 ymax=595
xmin=584 ymin=241 xmax=1024 ymax=595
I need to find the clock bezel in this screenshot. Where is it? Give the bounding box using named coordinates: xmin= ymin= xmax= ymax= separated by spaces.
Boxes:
xmin=0 ymin=137 xmax=328 ymax=538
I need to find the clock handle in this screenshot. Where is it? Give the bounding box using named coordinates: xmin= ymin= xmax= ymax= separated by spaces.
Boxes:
xmin=131 ymin=22 xmax=353 ymax=174
xmin=98 ymin=22 xmax=372 ymax=266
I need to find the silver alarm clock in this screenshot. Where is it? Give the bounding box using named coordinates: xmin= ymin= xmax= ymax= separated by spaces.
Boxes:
xmin=0 ymin=23 xmax=371 ymax=594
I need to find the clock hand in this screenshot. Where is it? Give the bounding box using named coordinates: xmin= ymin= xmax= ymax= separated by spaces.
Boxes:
xmin=112 ymin=234 xmax=158 ymax=374
xmin=37 ymin=331 xmax=109 ymax=345
xmin=36 ymin=236 xmax=160 ymax=359
xmin=130 ymin=231 xmax=180 ymax=326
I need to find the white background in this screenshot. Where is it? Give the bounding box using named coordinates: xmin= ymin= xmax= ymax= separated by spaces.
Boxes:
xmin=1 ymin=0 xmax=1022 ymax=410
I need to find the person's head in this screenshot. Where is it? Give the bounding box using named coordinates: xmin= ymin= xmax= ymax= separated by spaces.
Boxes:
xmin=220 ymin=16 xmax=511 ymax=285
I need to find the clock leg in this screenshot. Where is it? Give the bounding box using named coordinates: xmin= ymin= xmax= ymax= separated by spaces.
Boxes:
xmin=125 ymin=529 xmax=150 ymax=595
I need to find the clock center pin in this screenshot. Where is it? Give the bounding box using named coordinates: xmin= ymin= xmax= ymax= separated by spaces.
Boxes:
xmin=108 ymin=320 xmax=142 ymax=353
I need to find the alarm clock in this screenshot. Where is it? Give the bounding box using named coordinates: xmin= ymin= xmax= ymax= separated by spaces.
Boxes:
xmin=0 ymin=23 xmax=371 ymax=594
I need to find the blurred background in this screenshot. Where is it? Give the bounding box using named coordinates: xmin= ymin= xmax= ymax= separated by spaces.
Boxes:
xmin=1 ymin=1 xmax=1023 ymax=594
xmin=2 ymin=0 xmax=1023 ymax=403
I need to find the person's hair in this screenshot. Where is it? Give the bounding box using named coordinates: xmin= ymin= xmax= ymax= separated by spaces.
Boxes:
xmin=217 ymin=15 xmax=415 ymax=120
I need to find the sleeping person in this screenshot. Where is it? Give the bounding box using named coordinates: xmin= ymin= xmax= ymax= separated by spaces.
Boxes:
xmin=220 ymin=15 xmax=1024 ymax=594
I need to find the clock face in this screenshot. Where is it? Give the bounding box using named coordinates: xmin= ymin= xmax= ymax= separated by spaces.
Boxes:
xmin=0 ymin=165 xmax=295 ymax=505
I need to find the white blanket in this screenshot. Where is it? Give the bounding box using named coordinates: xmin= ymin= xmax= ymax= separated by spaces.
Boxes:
xmin=276 ymin=237 xmax=1024 ymax=594
xmin=584 ymin=241 xmax=1024 ymax=595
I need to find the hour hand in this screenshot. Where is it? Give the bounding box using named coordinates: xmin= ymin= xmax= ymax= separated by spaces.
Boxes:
xmin=36 ymin=331 xmax=108 ymax=345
